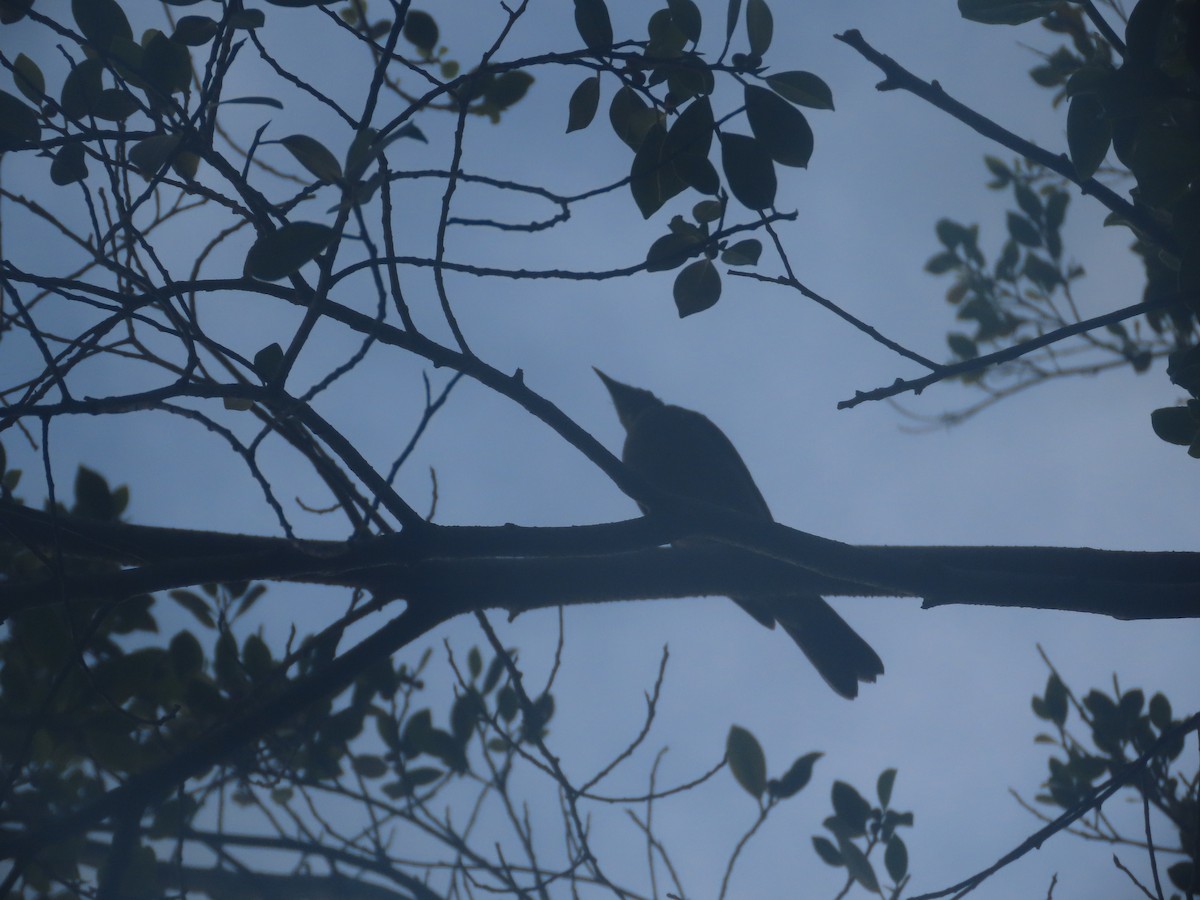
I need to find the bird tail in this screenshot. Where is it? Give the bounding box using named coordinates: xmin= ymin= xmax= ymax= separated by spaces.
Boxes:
xmin=761 ymin=595 xmax=884 ymax=700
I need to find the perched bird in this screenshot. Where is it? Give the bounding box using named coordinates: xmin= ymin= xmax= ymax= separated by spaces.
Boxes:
xmin=596 ymin=369 xmax=883 ymax=699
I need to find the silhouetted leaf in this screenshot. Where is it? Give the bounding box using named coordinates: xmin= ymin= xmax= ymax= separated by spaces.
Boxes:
xmin=765 ymin=70 xmax=833 ymax=109
xmin=745 ymin=0 xmax=772 ymax=56
xmin=646 ymin=232 xmax=701 ymax=271
xmin=609 ymin=86 xmax=657 ymax=151
xmin=51 ymin=143 xmax=88 ymax=185
xmin=129 ymin=133 xmax=184 ymax=176
xmin=1066 ymin=93 xmax=1110 ymax=179
xmin=252 ymin=343 xmax=284 ymax=381
xmin=1151 ymin=407 xmax=1197 ymax=445
xmin=13 ymin=53 xmax=45 ymax=103
xmin=812 ymin=835 xmax=843 ymax=867
xmin=876 ymin=768 xmax=897 ymax=807
xmin=574 ymin=0 xmax=613 ymax=52
xmin=745 ymin=84 xmax=813 ymax=167
xmin=403 ymin=10 xmax=438 ymax=51
xmin=839 ymin=838 xmax=880 ymax=892
xmin=666 ymin=0 xmax=701 ymax=43
xmin=484 ymin=71 xmax=533 ymax=109
xmin=170 ymin=590 xmax=215 ymax=629
xmin=630 ymin=122 xmax=688 ymax=217
xmin=567 ymin=75 xmax=600 ymax=132
xmin=719 ymin=132 xmax=775 ymax=209
xmin=219 ymin=96 xmax=283 ymax=108
xmin=673 ymin=258 xmax=720 ymax=316
xmin=73 ymin=0 xmax=132 ymax=50
xmin=769 ymin=751 xmax=821 ymax=799
xmin=279 ymin=134 xmax=342 ymax=181
xmin=0 ymin=90 xmax=39 ymax=151
xmin=958 ymin=0 xmax=1058 ymax=24
xmin=726 ymin=725 xmax=766 ymax=798
xmin=172 ymin=15 xmax=219 ymax=45
xmin=60 ymin=58 xmax=104 ymax=120
xmin=721 ymin=238 xmax=761 ymax=265
xmin=831 ymin=781 xmax=870 ymax=835
xmin=245 ymin=222 xmax=336 ymax=281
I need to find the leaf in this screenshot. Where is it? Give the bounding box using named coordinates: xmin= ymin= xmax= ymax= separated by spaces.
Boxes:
xmin=673 ymin=258 xmax=720 ymax=316
xmin=279 ymin=134 xmax=343 ymax=181
xmin=170 ymin=589 xmax=215 ymax=629
xmin=483 ymin=71 xmax=533 ymax=110
xmin=352 ymin=755 xmax=389 ymax=778
xmin=876 ymin=768 xmax=897 ymax=807
xmin=229 ymin=9 xmax=265 ymax=29
xmin=172 ymin=15 xmax=220 ymax=46
xmin=1151 ymin=406 xmax=1197 ymax=445
xmin=726 ymin=725 xmax=766 ymax=798
xmin=245 ymin=222 xmax=336 ymax=281
xmin=219 ymin=96 xmax=284 ymax=108
xmin=693 ymin=198 xmax=723 ymax=222
xmin=812 ymin=835 xmax=843 ymax=867
xmin=839 ymin=838 xmax=880 ymax=892
xmin=92 ymin=88 xmax=140 ymax=122
xmin=252 ymin=343 xmax=284 ymax=381
xmin=574 ymin=0 xmax=613 ymax=52
xmin=403 ymin=10 xmax=438 ymax=52
xmin=1006 ymin=211 xmax=1041 ymax=247
xmin=566 ymin=75 xmax=600 ymax=133
xmin=725 ymin=0 xmax=742 ymax=38
xmin=60 ymin=58 xmax=104 ymax=120
xmin=721 ymin=238 xmax=761 ymax=266
xmin=666 ymin=0 xmax=701 ymax=43
xmin=745 ymin=0 xmax=772 ymax=56
xmin=609 ymin=85 xmax=656 ymax=151
xmin=1066 ymin=93 xmax=1110 ymax=179
xmin=72 ymin=0 xmax=132 ymax=50
xmin=13 ymin=53 xmax=45 ymax=103
xmin=630 ymin=122 xmax=688 ymax=218
xmin=744 ymin=85 xmax=813 ymax=167
xmin=765 ymin=70 xmax=833 ymax=110
xmin=646 ymin=232 xmax=701 ymax=271
xmin=129 ymin=134 xmax=184 ymax=176
xmin=142 ymin=31 xmax=193 ymax=96
xmin=0 ymin=90 xmax=39 ymax=152
xmin=830 ymin=781 xmax=871 ymax=836
xmin=957 ymin=0 xmax=1059 ymax=25
xmin=51 ymin=142 xmax=88 ymax=185
xmin=769 ymin=751 xmax=821 ymax=799
xmin=884 ymin=835 xmax=908 ymax=882
xmin=719 ymin=132 xmax=776 ymax=209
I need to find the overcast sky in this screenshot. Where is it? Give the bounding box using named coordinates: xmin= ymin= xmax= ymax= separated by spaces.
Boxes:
xmin=2 ymin=1 xmax=1196 ymax=897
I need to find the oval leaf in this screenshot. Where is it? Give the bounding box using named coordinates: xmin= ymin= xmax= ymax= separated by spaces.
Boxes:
xmin=280 ymin=134 xmax=343 ymax=182
xmin=72 ymin=0 xmax=132 ymax=50
xmin=673 ymin=258 xmax=721 ymax=316
xmin=1066 ymin=93 xmax=1110 ymax=179
xmin=876 ymin=768 xmax=897 ymax=807
xmin=765 ymin=70 xmax=833 ymax=110
xmin=129 ymin=133 xmax=184 ymax=176
xmin=574 ymin=0 xmax=613 ymax=52
xmin=721 ymin=238 xmax=762 ymax=266
xmin=610 ymin=86 xmax=656 ymax=152
xmin=770 ymin=751 xmax=821 ymax=799
xmin=567 ymin=74 xmax=600 ymax=133
xmin=13 ymin=53 xmax=45 ymax=103
xmin=958 ymin=0 xmax=1059 ymax=24
xmin=403 ymin=10 xmax=438 ymax=52
xmin=839 ymin=838 xmax=880 ymax=892
xmin=745 ymin=0 xmax=772 ymax=55
xmin=666 ymin=0 xmax=701 ymax=43
xmin=0 ymin=90 xmax=39 ymax=151
xmin=630 ymin=122 xmax=688 ymax=218
xmin=245 ymin=222 xmax=335 ymax=281
xmin=726 ymin=725 xmax=766 ymax=798
xmin=745 ymin=84 xmax=813 ymax=167
xmin=831 ymin=780 xmax=871 ymax=835
xmin=719 ymin=132 xmax=776 ymax=209
xmin=173 ymin=15 xmax=220 ymax=45
xmin=51 ymin=142 xmax=88 ymax=185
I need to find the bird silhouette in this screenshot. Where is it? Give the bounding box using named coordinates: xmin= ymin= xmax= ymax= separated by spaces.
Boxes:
xmin=596 ymin=369 xmax=883 ymax=698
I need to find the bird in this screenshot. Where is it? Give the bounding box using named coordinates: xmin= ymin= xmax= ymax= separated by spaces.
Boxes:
xmin=595 ymin=368 xmax=883 ymax=699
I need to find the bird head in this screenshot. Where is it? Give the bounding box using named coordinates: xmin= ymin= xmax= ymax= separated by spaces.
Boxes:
xmin=593 ymin=368 xmax=663 ymax=432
